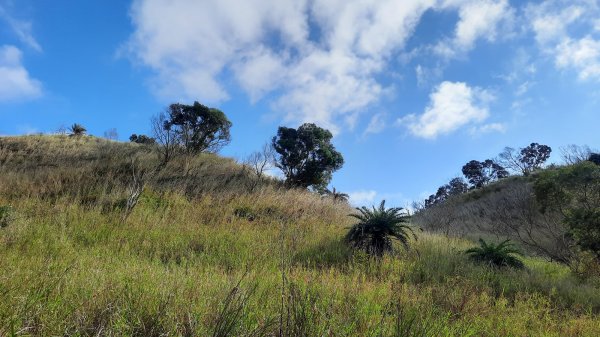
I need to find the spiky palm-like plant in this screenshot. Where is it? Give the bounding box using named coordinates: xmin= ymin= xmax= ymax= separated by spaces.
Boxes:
xmin=326 ymin=187 xmax=349 ymax=203
xmin=465 ymin=239 xmax=524 ymax=269
xmin=345 ymin=200 xmax=414 ymax=257
xmin=69 ymin=123 xmax=87 ymax=136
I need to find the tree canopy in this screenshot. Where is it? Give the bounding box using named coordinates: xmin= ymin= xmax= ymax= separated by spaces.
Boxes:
xmin=272 ymin=123 xmax=343 ymax=189
xmin=589 ymin=153 xmax=600 ymax=165
xmin=534 ymin=162 xmax=600 ymax=260
xmin=129 ymin=134 xmax=156 ymax=145
xmin=462 ymin=159 xmax=508 ymax=189
xmin=164 ymin=101 xmax=232 ymax=155
xmin=499 ymin=143 xmax=552 ymax=175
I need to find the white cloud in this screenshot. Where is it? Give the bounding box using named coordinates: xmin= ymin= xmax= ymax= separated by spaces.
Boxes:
xmin=348 ymin=190 xmax=377 ymax=206
xmin=434 ymin=0 xmax=513 ymax=58
xmin=555 ymin=37 xmax=600 ymax=80
xmin=398 ymin=81 xmax=493 ymax=139
xmin=363 ymin=113 xmax=387 ymax=135
xmin=0 ymin=5 xmax=42 ymax=52
xmin=528 ymin=0 xmax=600 ymax=81
xmin=0 ymin=45 xmax=42 ymax=101
xmin=126 ymin=0 xmax=516 ymax=133
xmin=469 ymin=122 xmax=506 ymax=135
xmin=415 ymin=64 xmax=442 ymax=87
xmin=515 ymin=81 xmax=534 ymax=96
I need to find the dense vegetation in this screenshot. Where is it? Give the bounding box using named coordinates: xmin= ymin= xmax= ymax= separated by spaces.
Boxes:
xmin=1 ymin=135 xmax=599 ymax=336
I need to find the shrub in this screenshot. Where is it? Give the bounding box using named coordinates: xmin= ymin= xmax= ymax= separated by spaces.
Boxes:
xmin=69 ymin=123 xmax=87 ymax=136
xmin=233 ymin=206 xmax=256 ymax=221
xmin=129 ymin=134 xmax=156 ymax=145
xmin=345 ymin=200 xmax=414 ymax=257
xmin=465 ymin=239 xmax=524 ymax=269
xmin=0 ymin=205 xmax=14 ymax=228
xmin=323 ymin=187 xmax=349 ymax=203
xmin=534 ymin=162 xmax=600 ymax=260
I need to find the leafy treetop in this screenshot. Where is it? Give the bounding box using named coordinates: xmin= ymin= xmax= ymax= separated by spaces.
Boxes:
xmin=164 ymin=101 xmax=232 ymax=154
xmin=272 ymin=123 xmax=343 ymax=189
xmin=462 ymin=159 xmax=508 ymax=189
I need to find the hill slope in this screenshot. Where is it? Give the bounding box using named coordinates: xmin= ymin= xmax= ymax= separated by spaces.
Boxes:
xmin=1 ymin=136 xmax=599 ymax=336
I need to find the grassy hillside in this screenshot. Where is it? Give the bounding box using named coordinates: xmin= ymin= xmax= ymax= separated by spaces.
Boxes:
xmin=1 ymin=135 xmax=600 ymax=336
xmin=411 ymin=171 xmax=584 ymax=264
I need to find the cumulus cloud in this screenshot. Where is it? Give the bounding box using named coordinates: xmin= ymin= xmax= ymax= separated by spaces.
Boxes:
xmin=528 ymin=0 xmax=600 ymax=81
xmin=555 ymin=37 xmax=600 ymax=80
xmin=434 ymin=0 xmax=513 ymax=58
xmin=0 ymin=45 xmax=42 ymax=101
xmin=126 ymin=0 xmax=515 ymax=133
xmin=397 ymin=81 xmax=494 ymax=139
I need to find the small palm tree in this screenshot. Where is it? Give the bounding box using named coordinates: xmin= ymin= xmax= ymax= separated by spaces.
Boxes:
xmin=69 ymin=123 xmax=86 ymax=136
xmin=345 ymin=200 xmax=414 ymax=257
xmin=465 ymin=239 xmax=524 ymax=269
xmin=325 ymin=187 xmax=349 ymax=203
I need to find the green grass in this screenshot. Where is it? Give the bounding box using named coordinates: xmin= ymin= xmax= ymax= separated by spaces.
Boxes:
xmin=0 ymin=135 xmax=599 ymax=336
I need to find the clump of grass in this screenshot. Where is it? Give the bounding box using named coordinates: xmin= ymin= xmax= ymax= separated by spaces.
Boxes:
xmin=0 ymin=205 xmax=13 ymax=228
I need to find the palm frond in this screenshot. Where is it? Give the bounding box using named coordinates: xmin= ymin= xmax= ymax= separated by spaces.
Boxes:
xmin=465 ymin=238 xmax=524 ymax=269
xmin=345 ymin=200 xmax=415 ymax=257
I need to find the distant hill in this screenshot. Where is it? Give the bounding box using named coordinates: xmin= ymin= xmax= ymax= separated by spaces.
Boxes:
xmin=413 ymin=165 xmax=594 ymax=264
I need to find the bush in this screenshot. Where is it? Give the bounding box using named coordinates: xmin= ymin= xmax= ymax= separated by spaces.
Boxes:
xmin=69 ymin=123 xmax=87 ymax=136
xmin=345 ymin=200 xmax=414 ymax=257
xmin=129 ymin=134 xmax=156 ymax=145
xmin=534 ymin=162 xmax=600 ymax=260
xmin=465 ymin=239 xmax=524 ymax=269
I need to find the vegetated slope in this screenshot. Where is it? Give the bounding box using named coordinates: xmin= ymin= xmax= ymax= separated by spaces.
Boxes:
xmin=1 ymin=135 xmax=600 ymax=336
xmin=412 ymin=172 xmax=573 ymax=263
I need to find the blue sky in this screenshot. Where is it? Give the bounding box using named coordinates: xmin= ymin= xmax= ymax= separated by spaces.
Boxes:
xmin=1 ymin=0 xmax=599 ymax=207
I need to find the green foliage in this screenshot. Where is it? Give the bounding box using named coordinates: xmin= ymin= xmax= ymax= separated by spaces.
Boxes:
xmin=534 ymin=162 xmax=600 ymax=260
xmin=465 ymin=239 xmax=524 ymax=269
xmin=272 ymin=123 xmax=343 ymax=189
xmin=462 ymin=159 xmax=509 ymax=188
xmin=424 ymin=177 xmax=468 ymax=207
xmin=233 ymin=206 xmax=256 ymax=221
xmin=345 ymin=200 xmax=414 ymax=257
xmin=520 ymin=143 xmax=552 ymax=174
xmin=0 ymin=205 xmax=13 ymax=228
xmin=589 ymin=153 xmax=600 ymax=165
xmin=499 ymin=143 xmax=552 ymax=176
xmin=69 ymin=123 xmax=86 ymax=136
xmin=129 ymin=133 xmax=156 ymax=145
xmin=164 ymin=101 xmax=232 ymax=154
xmin=1 ymin=135 xmax=600 ymax=336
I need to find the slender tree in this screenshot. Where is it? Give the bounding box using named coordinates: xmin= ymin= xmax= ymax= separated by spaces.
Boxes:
xmin=151 ymin=111 xmax=178 ymax=164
